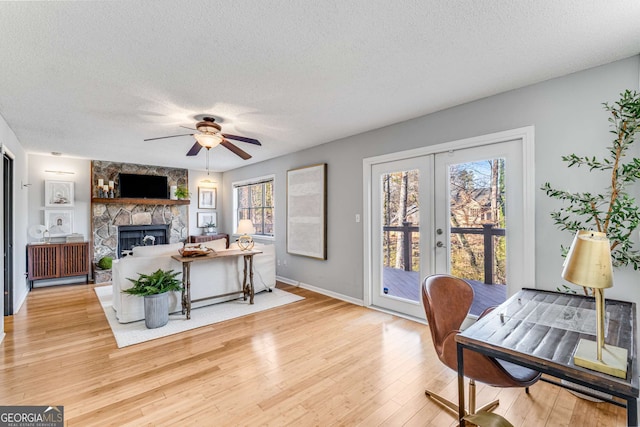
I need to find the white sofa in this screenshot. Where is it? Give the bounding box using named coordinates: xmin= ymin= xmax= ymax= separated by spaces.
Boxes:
xmin=111 ymin=240 xmax=276 ymax=323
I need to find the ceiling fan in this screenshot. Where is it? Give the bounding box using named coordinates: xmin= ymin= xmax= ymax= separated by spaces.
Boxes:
xmin=144 ymin=117 xmax=261 ymax=160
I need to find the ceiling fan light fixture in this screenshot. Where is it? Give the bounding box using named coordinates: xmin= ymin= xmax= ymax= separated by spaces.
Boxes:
xmin=194 ymin=132 xmax=223 ymax=148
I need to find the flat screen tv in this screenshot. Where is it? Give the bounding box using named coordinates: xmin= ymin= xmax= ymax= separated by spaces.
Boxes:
xmin=118 ymin=173 xmax=168 ymax=199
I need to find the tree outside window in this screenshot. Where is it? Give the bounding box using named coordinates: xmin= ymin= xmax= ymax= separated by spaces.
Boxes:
xmin=235 ymin=179 xmax=274 ymax=237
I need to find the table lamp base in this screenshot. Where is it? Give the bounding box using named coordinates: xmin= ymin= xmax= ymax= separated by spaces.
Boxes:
xmin=574 ymin=338 xmax=628 ymax=379
xmin=237 ymin=235 xmax=254 ymax=251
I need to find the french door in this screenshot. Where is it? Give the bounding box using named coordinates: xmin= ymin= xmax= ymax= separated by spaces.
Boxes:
xmin=366 ymin=129 xmax=534 ymax=319
xmin=371 ymin=156 xmax=432 ymax=318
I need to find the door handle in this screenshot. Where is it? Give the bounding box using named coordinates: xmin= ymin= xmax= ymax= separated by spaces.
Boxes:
xmin=436 ymin=241 xmax=445 ymax=248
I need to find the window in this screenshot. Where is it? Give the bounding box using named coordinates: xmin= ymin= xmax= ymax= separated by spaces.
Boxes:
xmin=233 ymin=176 xmax=274 ymax=237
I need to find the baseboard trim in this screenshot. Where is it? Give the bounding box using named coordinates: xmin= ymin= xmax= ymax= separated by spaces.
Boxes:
xmin=275 ymin=276 xmax=426 ymax=325
xmin=368 ymin=305 xmax=426 ymax=325
xmin=276 ymin=275 xmax=364 ymax=306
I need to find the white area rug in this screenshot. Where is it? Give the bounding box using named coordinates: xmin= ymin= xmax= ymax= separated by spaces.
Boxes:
xmin=95 ymin=285 xmax=304 ymax=348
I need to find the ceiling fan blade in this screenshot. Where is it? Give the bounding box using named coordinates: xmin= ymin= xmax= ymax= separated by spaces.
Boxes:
xmin=222 ymin=133 xmax=261 ymax=146
xmin=144 ymin=133 xmax=194 ymax=141
xmin=186 ymin=142 xmax=203 ymax=156
xmin=221 ymin=139 xmax=252 ymax=160
xmin=180 ymin=125 xmax=197 ymax=131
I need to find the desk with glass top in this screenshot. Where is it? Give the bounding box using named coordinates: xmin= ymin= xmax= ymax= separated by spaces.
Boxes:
xmin=455 ymin=288 xmax=638 ymax=427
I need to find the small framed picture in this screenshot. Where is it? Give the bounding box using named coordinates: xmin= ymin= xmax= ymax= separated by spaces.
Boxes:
xmin=45 ymin=180 xmax=74 ymax=207
xmin=45 ymin=209 xmax=74 ymax=237
xmin=198 ymin=187 xmax=217 ymax=209
xmin=197 ymin=212 xmax=217 ymax=228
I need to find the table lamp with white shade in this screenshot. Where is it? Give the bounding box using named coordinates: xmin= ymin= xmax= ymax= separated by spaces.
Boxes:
xmin=236 ymin=219 xmax=256 ymax=251
xmin=561 ymin=230 xmax=627 ymax=378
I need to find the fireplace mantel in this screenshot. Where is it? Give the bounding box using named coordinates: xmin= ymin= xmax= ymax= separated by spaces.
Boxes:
xmin=92 ymin=198 xmax=190 ymax=205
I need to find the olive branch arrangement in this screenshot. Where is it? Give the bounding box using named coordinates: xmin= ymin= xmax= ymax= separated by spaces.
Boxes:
xmin=542 ymin=90 xmax=640 ymax=282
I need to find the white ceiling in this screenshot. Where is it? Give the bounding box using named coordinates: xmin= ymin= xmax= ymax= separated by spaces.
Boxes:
xmin=1 ymin=1 xmax=639 ymax=172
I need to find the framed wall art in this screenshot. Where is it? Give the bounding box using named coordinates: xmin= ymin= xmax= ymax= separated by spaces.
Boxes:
xmin=198 ymin=187 xmax=217 ymax=209
xmin=45 ymin=180 xmax=74 ymax=207
xmin=286 ymin=163 xmax=327 ymax=260
xmin=44 ymin=209 xmax=74 ymax=237
xmin=197 ymin=211 xmax=217 ymax=228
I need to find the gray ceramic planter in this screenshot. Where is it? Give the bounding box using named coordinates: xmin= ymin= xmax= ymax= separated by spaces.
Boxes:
xmin=144 ymin=292 xmax=169 ymax=329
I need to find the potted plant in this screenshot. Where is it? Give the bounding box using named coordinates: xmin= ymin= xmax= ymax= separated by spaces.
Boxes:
xmin=542 ymin=90 xmax=640 ymax=401
xmin=203 ymin=221 xmax=216 ymax=235
xmin=122 ymin=269 xmax=183 ymax=329
xmin=174 ymin=186 xmax=190 ymax=200
xmin=542 ymin=89 xmax=640 ymax=289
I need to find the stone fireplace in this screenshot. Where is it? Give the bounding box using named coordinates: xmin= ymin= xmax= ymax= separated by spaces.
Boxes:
xmin=91 ymin=160 xmax=189 ymax=263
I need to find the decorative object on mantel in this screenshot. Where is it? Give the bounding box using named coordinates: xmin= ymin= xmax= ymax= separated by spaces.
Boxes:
xmin=174 ymin=185 xmax=190 ymax=200
xmin=122 ymin=269 xmax=183 ymax=329
xmin=236 ymin=219 xmax=255 ymax=251
xmin=542 ymin=90 xmax=640 ymax=282
xmin=561 ymin=230 xmax=627 ymax=379
xmin=97 ymin=179 xmax=115 ymax=198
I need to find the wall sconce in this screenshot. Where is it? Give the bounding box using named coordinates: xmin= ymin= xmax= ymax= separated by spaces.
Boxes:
xmin=199 ymin=179 xmax=217 ymax=188
xmin=44 ymin=170 xmax=75 ymax=175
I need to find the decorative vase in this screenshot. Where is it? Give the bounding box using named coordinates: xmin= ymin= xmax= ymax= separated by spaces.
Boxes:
xmin=170 ymin=185 xmax=178 ymax=200
xmin=144 ymin=292 xmax=169 ymax=329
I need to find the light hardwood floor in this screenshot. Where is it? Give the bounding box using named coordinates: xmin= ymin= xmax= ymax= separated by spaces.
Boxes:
xmin=0 ymin=282 xmax=628 ymax=426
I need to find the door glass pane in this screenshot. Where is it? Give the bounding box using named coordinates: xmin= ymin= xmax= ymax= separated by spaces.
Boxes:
xmin=448 ymin=159 xmax=507 ymax=314
xmin=381 ymin=169 xmax=420 ymax=302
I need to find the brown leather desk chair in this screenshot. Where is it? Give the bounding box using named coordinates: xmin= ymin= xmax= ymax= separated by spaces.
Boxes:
xmin=421 ymin=274 xmax=541 ymax=419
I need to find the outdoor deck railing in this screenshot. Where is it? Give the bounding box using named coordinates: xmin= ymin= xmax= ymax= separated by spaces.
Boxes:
xmin=383 ymin=223 xmax=505 ymax=284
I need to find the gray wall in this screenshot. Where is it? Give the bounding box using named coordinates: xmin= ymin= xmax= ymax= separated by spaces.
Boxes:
xmin=220 ymin=55 xmax=640 ymax=306
xmin=27 ymin=154 xmax=92 ymax=244
xmin=188 ymin=169 xmax=223 ymax=237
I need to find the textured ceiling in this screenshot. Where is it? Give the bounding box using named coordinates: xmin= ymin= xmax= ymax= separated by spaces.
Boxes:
xmin=1 ymin=1 xmax=639 ymax=172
